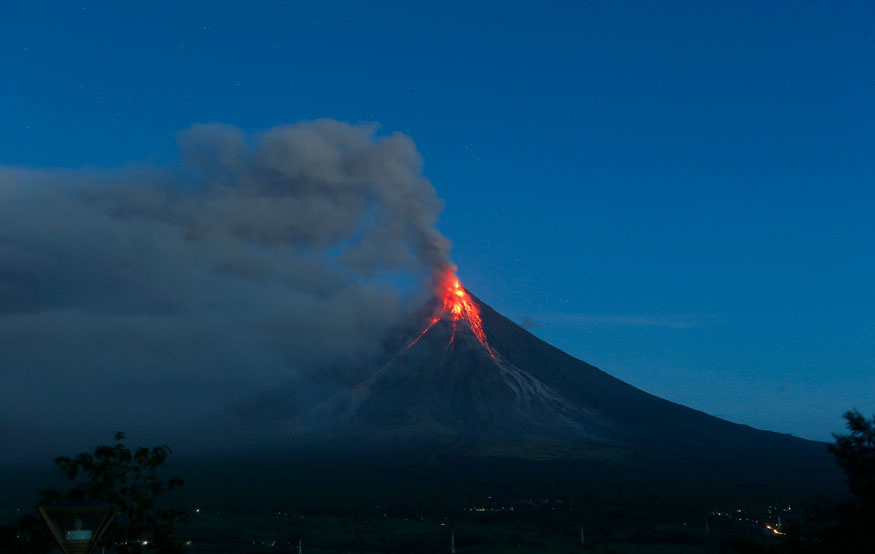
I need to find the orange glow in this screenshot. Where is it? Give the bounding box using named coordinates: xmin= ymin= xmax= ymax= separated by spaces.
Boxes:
xmin=764 ymin=524 xmax=785 ymax=536
xmin=407 ymin=317 xmax=439 ymax=348
xmin=406 ymin=270 xmax=495 ymax=357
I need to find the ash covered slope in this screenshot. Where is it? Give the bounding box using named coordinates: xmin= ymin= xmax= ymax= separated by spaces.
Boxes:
xmin=471 ymin=295 xmax=823 ymax=459
xmin=226 ymin=289 xmax=827 ymax=467
xmin=304 ymin=299 xmax=619 ymax=443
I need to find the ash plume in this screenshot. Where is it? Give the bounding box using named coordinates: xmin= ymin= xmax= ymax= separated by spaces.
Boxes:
xmin=0 ymin=120 xmax=451 ymax=462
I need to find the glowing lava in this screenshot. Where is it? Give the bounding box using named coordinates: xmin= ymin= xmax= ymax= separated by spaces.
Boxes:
xmin=407 ymin=271 xmax=495 ymax=358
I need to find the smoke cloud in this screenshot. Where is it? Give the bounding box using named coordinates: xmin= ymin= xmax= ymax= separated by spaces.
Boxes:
xmin=0 ymin=120 xmax=451 ymax=463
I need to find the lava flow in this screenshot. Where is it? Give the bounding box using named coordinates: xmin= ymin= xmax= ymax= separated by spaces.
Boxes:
xmin=407 ymin=272 xmax=495 ymax=358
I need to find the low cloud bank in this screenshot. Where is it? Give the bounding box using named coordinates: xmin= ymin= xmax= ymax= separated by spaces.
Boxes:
xmin=0 ymin=120 xmax=450 ymax=462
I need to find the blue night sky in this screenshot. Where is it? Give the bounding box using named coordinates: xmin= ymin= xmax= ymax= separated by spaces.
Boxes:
xmin=1 ymin=1 xmax=873 ymax=442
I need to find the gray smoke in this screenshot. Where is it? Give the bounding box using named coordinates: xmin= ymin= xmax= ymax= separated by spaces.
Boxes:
xmin=0 ymin=120 xmax=451 ymax=463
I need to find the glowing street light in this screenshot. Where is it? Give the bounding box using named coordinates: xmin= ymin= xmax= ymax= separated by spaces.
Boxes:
xmin=38 ymin=501 xmax=117 ymax=554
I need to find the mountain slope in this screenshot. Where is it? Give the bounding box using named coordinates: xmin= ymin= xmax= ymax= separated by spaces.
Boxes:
xmin=221 ymin=289 xmax=827 ymax=471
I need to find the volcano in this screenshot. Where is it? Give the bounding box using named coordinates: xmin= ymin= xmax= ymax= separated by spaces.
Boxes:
xmin=185 ymin=274 xmax=843 ymax=517
xmin=224 ymin=275 xmax=830 ymax=469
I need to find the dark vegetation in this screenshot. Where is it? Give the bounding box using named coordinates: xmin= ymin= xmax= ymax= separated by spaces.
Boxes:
xmin=157 ymin=442 xmax=837 ymax=553
xmin=0 ymin=432 xmax=187 ymax=553
xmin=1 ymin=411 xmax=872 ymax=552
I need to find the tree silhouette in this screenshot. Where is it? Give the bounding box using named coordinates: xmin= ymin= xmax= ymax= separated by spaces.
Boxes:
xmin=2 ymin=432 xmax=188 ymax=553
xmin=828 ymin=410 xmax=875 ymax=508
xmin=817 ymin=410 xmax=875 ymax=553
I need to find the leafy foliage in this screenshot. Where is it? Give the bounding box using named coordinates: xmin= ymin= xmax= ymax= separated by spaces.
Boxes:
xmin=788 ymin=410 xmax=875 ymax=553
xmin=828 ymin=409 xmax=875 ymax=507
xmin=2 ymin=432 xmax=188 ymax=553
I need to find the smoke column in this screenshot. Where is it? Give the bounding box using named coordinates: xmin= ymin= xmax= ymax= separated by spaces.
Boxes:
xmin=0 ymin=119 xmax=452 ymax=462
